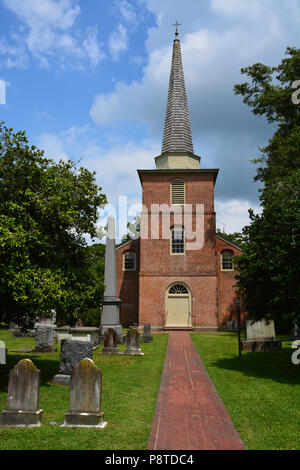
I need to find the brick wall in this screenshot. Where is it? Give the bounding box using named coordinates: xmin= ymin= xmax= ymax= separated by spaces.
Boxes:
xmin=116 ymin=238 xmax=140 ymax=328
xmin=138 ymin=171 xmax=219 ymax=329
xmin=216 ymin=236 xmax=247 ymax=326
xmin=115 ymin=171 xmax=247 ymax=330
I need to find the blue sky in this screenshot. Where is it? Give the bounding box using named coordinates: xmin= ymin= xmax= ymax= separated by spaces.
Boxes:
xmin=1 ymin=0 xmax=300 ymax=240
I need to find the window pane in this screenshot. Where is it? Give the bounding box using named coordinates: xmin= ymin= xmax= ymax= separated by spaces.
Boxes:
xmin=172 ymin=229 xmax=185 ymax=253
xmin=169 ymin=285 xmax=188 ymax=294
xmin=222 ymin=252 xmax=233 ymax=270
xmin=124 ymin=253 xmax=136 ymax=270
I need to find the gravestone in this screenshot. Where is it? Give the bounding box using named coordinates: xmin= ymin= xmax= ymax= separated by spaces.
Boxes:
xmin=227 ymin=321 xmax=238 ymax=332
xmin=62 ymin=358 xmax=107 ymax=428
xmin=124 ymin=328 xmax=144 ymax=356
xmin=241 ymin=319 xmax=282 ymax=352
xmin=0 ymin=340 xmax=7 ymax=365
xmin=101 ymin=328 xmax=119 ymax=355
xmin=33 ymin=323 xmax=56 ymax=353
xmin=141 ymin=324 xmax=153 ymax=343
xmin=0 ymin=359 xmax=43 ymax=427
xmin=52 ymin=339 xmax=93 ymax=385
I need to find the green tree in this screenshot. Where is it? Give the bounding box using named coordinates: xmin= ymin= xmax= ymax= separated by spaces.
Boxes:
xmin=234 ymin=47 xmax=300 ymax=326
xmin=216 ymin=228 xmax=246 ymax=249
xmin=78 ymin=243 xmax=106 ymax=327
xmin=234 ymin=46 xmax=300 ymax=186
xmin=0 ymin=122 xmax=107 ymax=327
xmin=120 ymin=215 xmax=140 ymax=243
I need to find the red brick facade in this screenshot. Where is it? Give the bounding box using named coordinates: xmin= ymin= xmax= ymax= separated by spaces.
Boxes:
xmin=116 ymin=170 xmax=246 ymax=330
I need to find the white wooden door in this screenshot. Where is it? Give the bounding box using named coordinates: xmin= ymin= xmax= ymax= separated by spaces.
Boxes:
xmin=165 ymin=296 xmax=190 ymax=327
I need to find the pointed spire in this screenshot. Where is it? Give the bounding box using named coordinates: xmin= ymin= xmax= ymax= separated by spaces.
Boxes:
xmin=161 ymin=34 xmax=194 ymax=155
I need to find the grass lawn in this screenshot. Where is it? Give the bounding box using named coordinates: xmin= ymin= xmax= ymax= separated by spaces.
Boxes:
xmin=191 ymin=332 xmax=300 ymax=450
xmin=0 ymin=328 xmax=168 ymax=450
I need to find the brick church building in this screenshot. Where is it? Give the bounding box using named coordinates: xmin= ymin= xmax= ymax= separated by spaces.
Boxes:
xmin=116 ymin=32 xmax=244 ymax=331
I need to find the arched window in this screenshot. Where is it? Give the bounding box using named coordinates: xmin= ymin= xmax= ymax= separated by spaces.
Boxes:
xmin=169 ymin=284 xmax=188 ymax=295
xmin=171 ymin=226 xmax=185 ymax=254
xmin=123 ymin=252 xmax=136 ymax=271
xmin=221 ymin=250 xmax=234 ymax=271
xmin=170 ymin=179 xmax=185 ymax=205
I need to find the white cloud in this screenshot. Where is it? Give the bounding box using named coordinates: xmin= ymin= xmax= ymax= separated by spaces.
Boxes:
xmin=118 ymin=0 xmax=137 ymax=24
xmin=108 ymin=24 xmax=128 ymax=61
xmin=216 ymin=199 xmax=261 ymax=234
xmin=38 ymin=125 xmax=159 ymax=202
xmin=0 ymin=0 xmax=104 ymax=69
xmin=38 ymin=133 xmax=70 ymax=162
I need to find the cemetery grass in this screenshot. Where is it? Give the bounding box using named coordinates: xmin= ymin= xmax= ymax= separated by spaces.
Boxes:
xmin=0 ymin=329 xmax=168 ymax=450
xmin=191 ymin=332 xmax=300 ymax=450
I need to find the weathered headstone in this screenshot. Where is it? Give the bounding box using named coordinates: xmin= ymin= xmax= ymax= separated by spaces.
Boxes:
xmin=52 ymin=339 xmax=93 ymax=385
xmin=0 ymin=340 xmax=7 ymax=365
xmin=241 ymin=319 xmax=282 ymax=352
xmin=33 ymin=323 xmax=56 ymax=352
xmin=101 ymin=328 xmax=119 ymax=355
xmin=227 ymin=321 xmax=238 ymax=332
xmin=124 ymin=328 xmax=144 ymax=356
xmin=141 ymin=324 xmax=153 ymax=343
xmin=61 ymin=358 xmax=107 ymax=428
xmin=0 ymin=359 xmax=43 ymax=427
xmin=100 ymin=216 xmax=124 ymax=344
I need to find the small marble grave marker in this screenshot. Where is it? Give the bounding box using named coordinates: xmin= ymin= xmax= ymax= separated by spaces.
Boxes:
xmin=101 ymin=328 xmax=119 ymax=355
xmin=52 ymin=339 xmax=93 ymax=385
xmin=124 ymin=328 xmax=144 ymax=356
xmin=62 ymin=358 xmax=107 ymax=428
xmin=0 ymin=359 xmax=42 ymax=427
xmin=0 ymin=340 xmax=7 ymax=365
xmin=141 ymin=324 xmax=153 ymax=343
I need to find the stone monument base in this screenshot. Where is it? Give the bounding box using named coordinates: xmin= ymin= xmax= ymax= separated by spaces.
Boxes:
xmin=241 ymin=339 xmax=282 ymax=352
xmin=52 ymin=374 xmax=71 ymax=386
xmin=123 ymin=349 xmax=144 ymax=356
xmin=61 ymin=411 xmax=107 ymax=428
xmin=141 ymin=336 xmax=153 ymax=343
xmin=0 ymin=409 xmax=43 ymax=427
xmin=32 ymin=346 xmax=57 ymax=353
xmin=101 ymin=347 xmax=120 ymax=355
xmin=99 ymin=325 xmax=125 ymax=345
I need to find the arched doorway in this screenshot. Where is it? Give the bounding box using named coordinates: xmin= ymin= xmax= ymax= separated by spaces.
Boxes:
xmin=165 ymin=283 xmax=192 ymax=328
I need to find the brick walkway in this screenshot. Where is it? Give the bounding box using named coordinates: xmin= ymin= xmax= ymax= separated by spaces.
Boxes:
xmin=148 ymin=332 xmax=246 ymax=450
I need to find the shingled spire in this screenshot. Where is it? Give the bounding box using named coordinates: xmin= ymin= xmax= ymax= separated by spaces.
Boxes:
xmin=161 ymin=34 xmax=194 ymax=155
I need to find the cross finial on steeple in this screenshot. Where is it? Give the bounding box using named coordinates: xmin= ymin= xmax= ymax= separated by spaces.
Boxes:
xmin=172 ymin=21 xmax=181 ymax=38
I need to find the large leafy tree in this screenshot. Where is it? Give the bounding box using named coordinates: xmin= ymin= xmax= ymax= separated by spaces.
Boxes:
xmin=234 ymin=47 xmax=300 ymax=326
xmin=0 ymin=122 xmax=107 ymax=327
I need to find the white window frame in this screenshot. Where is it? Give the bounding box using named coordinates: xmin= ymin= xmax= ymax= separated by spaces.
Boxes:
xmin=170 ymin=227 xmax=186 ymax=256
xmin=221 ymin=250 xmax=234 ymax=271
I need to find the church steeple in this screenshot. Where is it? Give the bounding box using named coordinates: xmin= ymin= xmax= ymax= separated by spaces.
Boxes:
xmin=155 ymin=28 xmax=200 ymax=170
xmin=162 ymin=31 xmax=194 ymax=155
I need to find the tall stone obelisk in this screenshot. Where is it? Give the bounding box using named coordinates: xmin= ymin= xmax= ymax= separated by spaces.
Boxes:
xmin=100 ymin=216 xmax=123 ymax=343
